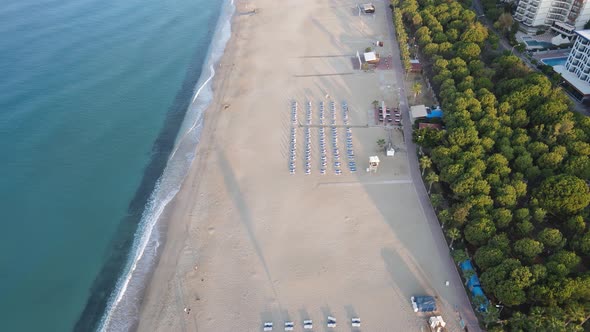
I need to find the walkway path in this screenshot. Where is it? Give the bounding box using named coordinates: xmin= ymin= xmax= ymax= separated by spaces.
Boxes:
xmin=384 ymin=2 xmax=482 ymax=331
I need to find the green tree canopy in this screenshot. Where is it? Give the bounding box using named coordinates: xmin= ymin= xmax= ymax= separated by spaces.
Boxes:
xmin=513 ymin=238 xmax=544 ymax=262
xmin=538 ymin=228 xmax=565 ymax=249
xmin=464 ymin=218 xmax=496 ymax=246
xmin=474 ymin=245 xmax=505 ymax=270
xmin=535 ymin=175 xmax=590 ymax=216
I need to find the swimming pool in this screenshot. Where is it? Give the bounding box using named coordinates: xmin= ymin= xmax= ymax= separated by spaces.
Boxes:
xmin=524 ymin=39 xmax=554 ymax=48
xmin=541 ymin=57 xmax=568 ymax=67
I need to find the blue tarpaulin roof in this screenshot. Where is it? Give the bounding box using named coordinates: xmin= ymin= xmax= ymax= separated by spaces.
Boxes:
xmin=426 ymin=108 xmax=443 ymax=118
xmin=412 ymin=296 xmax=437 ymax=312
xmin=459 ymin=259 xmax=489 ymax=312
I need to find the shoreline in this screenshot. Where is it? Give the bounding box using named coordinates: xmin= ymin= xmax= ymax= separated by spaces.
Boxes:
xmin=134 ymin=1 xmax=242 ymax=330
xmin=97 ymin=1 xmax=237 ymax=330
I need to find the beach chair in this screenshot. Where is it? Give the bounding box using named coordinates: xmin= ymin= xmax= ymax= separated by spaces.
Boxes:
xmin=327 ymin=316 xmax=337 ymax=328
xmin=284 ymin=321 xmax=294 ymax=331
xmin=264 ymin=322 xmax=273 ymax=331
xmin=352 ymin=317 xmax=361 ymax=327
xmin=303 ymin=320 xmax=313 ymax=329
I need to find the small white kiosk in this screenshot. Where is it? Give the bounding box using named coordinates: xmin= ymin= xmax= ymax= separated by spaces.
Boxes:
xmin=368 ymin=156 xmax=380 ymax=173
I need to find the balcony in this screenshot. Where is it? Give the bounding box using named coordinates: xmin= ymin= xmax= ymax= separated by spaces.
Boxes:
xmin=552 ymin=0 xmax=574 ymax=4
xmin=551 ymin=2 xmax=570 ymax=9
xmin=549 ymin=9 xmax=568 ymax=15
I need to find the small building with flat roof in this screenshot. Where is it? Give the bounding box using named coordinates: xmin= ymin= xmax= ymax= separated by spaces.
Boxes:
xmin=410 ymin=104 xmax=428 ymax=122
xmin=418 ymin=122 xmax=443 ymax=130
xmin=410 ymin=59 xmax=422 ymax=72
xmin=363 ymin=51 xmax=379 ymax=64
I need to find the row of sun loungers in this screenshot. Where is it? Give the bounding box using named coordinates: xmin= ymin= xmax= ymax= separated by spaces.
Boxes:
xmin=330 ymin=102 xmax=342 ymax=175
xmin=289 ymin=101 xmax=297 ymax=174
xmin=263 ymin=317 xmax=361 ymax=330
xmin=342 ymin=102 xmax=357 ymax=172
xmin=319 ymin=102 xmax=327 ymax=175
xmin=304 ymin=101 xmax=312 ymax=175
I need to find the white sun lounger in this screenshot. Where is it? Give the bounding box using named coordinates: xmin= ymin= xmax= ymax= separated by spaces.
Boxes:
xmin=303 ymin=319 xmax=313 ymax=329
xmin=327 ymin=316 xmax=337 ymax=328
xmin=352 ymin=317 xmax=361 ymax=327
xmin=264 ymin=322 xmax=273 ymax=331
xmin=284 ymin=321 xmax=294 ymax=331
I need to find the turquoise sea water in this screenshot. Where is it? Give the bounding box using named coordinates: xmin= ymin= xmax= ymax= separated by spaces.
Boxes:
xmin=0 ymin=0 xmax=227 ymax=330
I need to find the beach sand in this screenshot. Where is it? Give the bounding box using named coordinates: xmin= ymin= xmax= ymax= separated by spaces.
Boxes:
xmin=137 ymin=0 xmax=478 ymax=331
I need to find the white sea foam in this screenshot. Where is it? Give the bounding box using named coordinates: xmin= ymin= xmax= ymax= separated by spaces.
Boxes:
xmin=98 ymin=0 xmax=235 ymax=330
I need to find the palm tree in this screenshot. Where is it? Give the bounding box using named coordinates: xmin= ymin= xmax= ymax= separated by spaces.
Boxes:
xmin=446 ymin=228 xmax=461 ymax=249
xmin=377 ymin=138 xmax=386 ymax=151
xmin=419 ymin=155 xmax=431 ymax=176
xmin=412 ymin=82 xmax=422 ymax=102
xmin=430 ymin=193 xmax=444 ymax=212
xmin=425 ymin=171 xmax=439 ymax=194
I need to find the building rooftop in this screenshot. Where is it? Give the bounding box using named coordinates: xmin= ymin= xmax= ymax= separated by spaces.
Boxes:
xmin=410 ymin=105 xmax=428 ymax=120
xmin=364 ymin=52 xmax=377 ymax=62
xmin=418 ymin=122 xmax=442 ymax=130
xmin=575 ymin=29 xmax=590 ymax=41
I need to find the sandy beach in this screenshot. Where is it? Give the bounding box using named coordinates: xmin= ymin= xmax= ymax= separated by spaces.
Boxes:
xmin=136 ymin=0 xmax=479 ymax=331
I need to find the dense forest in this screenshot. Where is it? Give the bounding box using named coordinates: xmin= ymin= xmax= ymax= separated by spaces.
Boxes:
xmin=391 ymin=0 xmax=590 ymax=330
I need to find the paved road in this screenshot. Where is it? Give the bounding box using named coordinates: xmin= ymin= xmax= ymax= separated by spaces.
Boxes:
xmin=384 ymin=3 xmax=482 ymax=331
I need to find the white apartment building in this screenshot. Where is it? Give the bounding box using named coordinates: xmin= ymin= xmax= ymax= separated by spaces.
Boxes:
xmin=514 ymin=0 xmax=590 ymax=31
xmin=554 ymin=30 xmax=590 ymax=100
